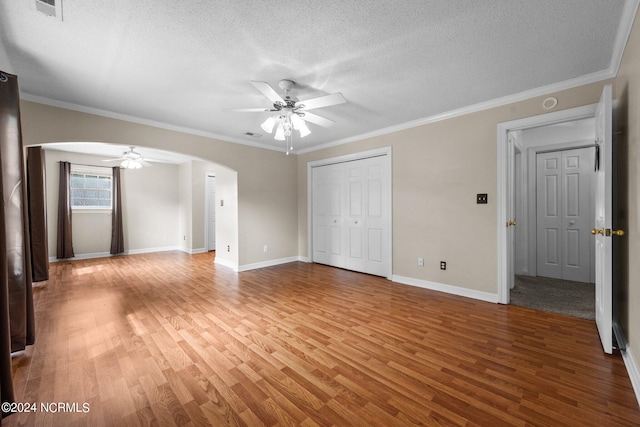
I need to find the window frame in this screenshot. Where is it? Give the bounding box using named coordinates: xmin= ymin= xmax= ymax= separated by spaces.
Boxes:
xmin=69 ymin=165 xmax=114 ymax=211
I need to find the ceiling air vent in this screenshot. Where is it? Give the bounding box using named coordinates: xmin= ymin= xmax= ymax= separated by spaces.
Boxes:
xmin=31 ymin=0 xmax=63 ymax=21
xmin=244 ymin=132 xmax=262 ymax=138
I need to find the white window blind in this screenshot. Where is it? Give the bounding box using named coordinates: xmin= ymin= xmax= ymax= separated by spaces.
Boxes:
xmin=70 ymin=164 xmax=113 ymax=209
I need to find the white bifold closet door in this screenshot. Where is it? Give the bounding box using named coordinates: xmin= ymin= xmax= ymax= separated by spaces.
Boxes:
xmin=312 ymin=155 xmax=389 ymax=277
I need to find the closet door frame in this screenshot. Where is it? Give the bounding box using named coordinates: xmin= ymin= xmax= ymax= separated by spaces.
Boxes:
xmin=308 ymin=147 xmax=392 ymax=279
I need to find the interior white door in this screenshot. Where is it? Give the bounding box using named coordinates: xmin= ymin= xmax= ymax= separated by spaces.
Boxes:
xmin=594 ymin=84 xmax=613 ymax=354
xmin=207 ymin=175 xmax=216 ymax=250
xmin=536 ymin=148 xmax=594 ymax=282
xmin=507 ymin=134 xmax=516 ymax=291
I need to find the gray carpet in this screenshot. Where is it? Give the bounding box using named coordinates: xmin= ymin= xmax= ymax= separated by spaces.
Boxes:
xmin=510 ymin=275 xmax=595 ymax=320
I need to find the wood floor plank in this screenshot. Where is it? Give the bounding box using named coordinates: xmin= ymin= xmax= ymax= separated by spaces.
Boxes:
xmin=5 ymin=251 xmax=640 ymax=426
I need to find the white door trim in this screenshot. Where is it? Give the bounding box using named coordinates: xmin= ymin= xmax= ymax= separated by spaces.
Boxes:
xmin=204 ymin=172 xmax=216 ymax=252
xmin=307 ymin=147 xmax=393 ymax=278
xmin=497 ymin=104 xmax=597 ymax=304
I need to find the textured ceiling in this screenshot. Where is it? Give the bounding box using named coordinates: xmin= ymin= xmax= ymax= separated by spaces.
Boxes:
xmin=0 ymin=1 xmax=634 ymax=154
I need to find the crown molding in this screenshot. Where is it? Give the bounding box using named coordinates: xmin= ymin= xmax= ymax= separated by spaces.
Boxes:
xmin=19 ymin=92 xmax=285 ymax=153
xmin=610 ymin=0 xmax=640 ymax=75
xmin=298 ymin=69 xmax=615 ymax=154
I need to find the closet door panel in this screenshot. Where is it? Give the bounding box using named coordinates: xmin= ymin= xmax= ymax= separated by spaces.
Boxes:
xmin=364 ymin=157 xmax=388 ymax=276
xmin=561 ymin=148 xmax=593 ymax=282
xmin=346 ymin=161 xmax=366 ymax=272
xmin=537 ymin=151 xmax=562 ymax=279
xmin=312 ymin=164 xmax=345 ymax=268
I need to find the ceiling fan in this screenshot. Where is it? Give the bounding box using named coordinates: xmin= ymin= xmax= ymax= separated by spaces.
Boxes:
xmin=102 ymin=146 xmax=153 ymax=169
xmin=226 ymin=79 xmax=347 ymax=153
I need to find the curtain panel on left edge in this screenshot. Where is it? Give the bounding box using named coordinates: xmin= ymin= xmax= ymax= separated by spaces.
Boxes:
xmin=0 ymin=70 xmax=36 ymax=420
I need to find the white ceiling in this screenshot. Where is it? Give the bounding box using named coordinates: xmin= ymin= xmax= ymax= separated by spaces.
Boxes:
xmin=0 ymin=1 xmax=636 ymax=154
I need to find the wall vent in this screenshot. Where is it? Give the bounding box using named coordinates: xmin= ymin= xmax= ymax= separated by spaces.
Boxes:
xmin=31 ymin=0 xmax=63 ymax=21
xmin=244 ymin=132 xmax=262 ymax=138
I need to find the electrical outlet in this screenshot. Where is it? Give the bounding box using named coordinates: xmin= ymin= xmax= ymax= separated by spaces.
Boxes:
xmin=227 ymin=245 xmax=230 ymax=252
xmin=476 ymin=193 xmax=488 ymax=204
xmin=440 ymin=261 xmax=446 ymax=270
xmin=417 ymin=257 xmax=424 ymax=266
xmin=263 ymin=244 xmax=268 ymax=253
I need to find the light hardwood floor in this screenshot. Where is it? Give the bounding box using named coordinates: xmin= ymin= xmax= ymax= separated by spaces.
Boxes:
xmin=5 ymin=251 xmax=640 ymax=426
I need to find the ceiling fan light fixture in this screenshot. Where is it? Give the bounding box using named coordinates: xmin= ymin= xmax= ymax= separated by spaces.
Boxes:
xmin=290 ymin=114 xmax=303 ymax=130
xmin=274 ymin=124 xmax=286 ymax=141
xmin=261 ymin=116 xmax=276 ymax=133
xmin=298 ymin=120 xmax=311 ymax=138
xmin=121 ymin=158 xmax=142 ymax=169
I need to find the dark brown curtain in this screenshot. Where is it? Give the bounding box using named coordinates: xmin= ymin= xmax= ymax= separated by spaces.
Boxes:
xmin=110 ymin=166 xmax=124 ymax=254
xmin=1 ymin=70 xmax=35 ymax=419
xmin=56 ymin=161 xmax=74 ymax=259
xmin=27 ymin=147 xmax=49 ymax=281
xmin=0 ymin=167 xmax=13 ymax=419
xmin=0 ymin=228 xmax=12 ymax=420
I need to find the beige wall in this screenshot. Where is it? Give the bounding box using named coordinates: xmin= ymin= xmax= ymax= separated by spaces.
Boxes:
xmin=298 ymin=81 xmax=610 ymax=295
xmin=44 ymin=149 xmax=180 ymax=257
xmin=20 ymin=101 xmax=299 ymax=268
xmin=614 ymin=6 xmax=640 ymax=378
xmin=178 ymin=161 xmax=193 ymax=251
xmin=214 ymin=166 xmax=239 ymax=267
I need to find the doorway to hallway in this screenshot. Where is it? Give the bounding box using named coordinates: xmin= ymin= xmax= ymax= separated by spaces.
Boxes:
xmin=510 ymin=119 xmax=597 ymax=319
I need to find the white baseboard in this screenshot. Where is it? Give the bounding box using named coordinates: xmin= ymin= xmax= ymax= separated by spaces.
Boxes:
xmin=391 ymin=275 xmax=499 ymax=303
xmin=50 ymin=251 xmax=111 ymax=262
xmin=179 ymin=247 xmax=207 ymax=255
xmin=238 ymin=256 xmax=305 ymax=272
xmin=126 ymin=246 xmax=181 ymax=255
xmin=214 ymin=257 xmax=238 ymax=271
xmin=621 ymin=346 xmax=640 ymax=407
xmin=49 ymin=246 xmax=181 ymax=262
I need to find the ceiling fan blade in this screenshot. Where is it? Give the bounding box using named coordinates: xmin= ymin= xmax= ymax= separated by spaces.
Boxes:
xmin=101 ymin=158 xmax=125 ymax=162
xmin=224 ymin=107 xmax=272 ymax=113
xmin=301 ymin=112 xmax=335 ymax=128
xmin=296 ymin=93 xmax=346 ymax=110
xmin=250 ymin=81 xmax=284 ymax=104
xmin=141 ymin=157 xmax=170 ymax=164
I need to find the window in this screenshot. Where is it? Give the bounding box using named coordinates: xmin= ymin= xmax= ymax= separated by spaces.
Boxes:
xmin=70 ymin=165 xmax=113 ymax=209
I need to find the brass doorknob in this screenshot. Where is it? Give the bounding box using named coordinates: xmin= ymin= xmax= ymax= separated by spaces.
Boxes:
xmin=611 ymin=229 xmax=625 ymax=236
xmin=591 ymin=228 xmax=604 ymax=235
xmin=506 ymin=220 xmax=516 ymax=227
